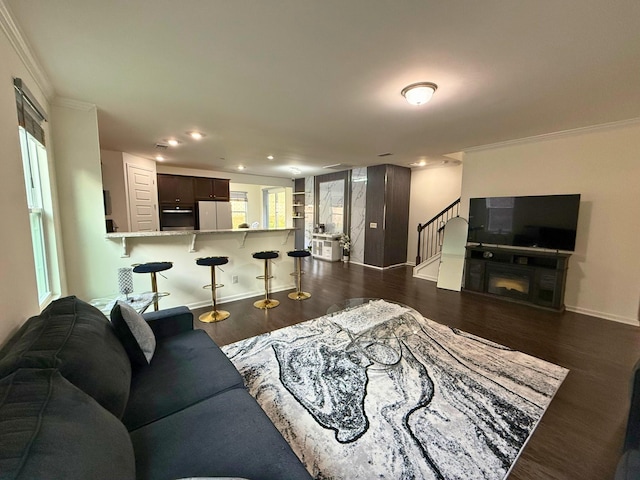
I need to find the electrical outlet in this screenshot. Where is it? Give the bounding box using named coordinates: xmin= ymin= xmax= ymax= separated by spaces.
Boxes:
xmin=232 ymin=275 xmax=239 ymax=284
xmin=369 ymin=222 xmax=378 ymax=228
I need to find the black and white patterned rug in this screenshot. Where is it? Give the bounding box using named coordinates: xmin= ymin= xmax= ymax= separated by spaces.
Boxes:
xmin=222 ymin=299 xmax=568 ymax=479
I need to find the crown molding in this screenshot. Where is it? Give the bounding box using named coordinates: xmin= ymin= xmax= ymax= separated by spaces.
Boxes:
xmin=464 ymin=117 xmax=640 ymax=154
xmin=53 ymin=97 xmax=96 ymax=111
xmin=0 ymin=0 xmax=54 ymax=100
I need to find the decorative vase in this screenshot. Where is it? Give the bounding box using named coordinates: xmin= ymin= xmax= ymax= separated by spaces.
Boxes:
xmin=342 ymin=249 xmax=350 ymax=262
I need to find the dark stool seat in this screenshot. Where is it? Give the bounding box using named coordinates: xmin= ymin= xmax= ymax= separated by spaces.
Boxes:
xmin=196 ymin=256 xmax=229 ymax=267
xmin=287 ymin=250 xmax=311 ymax=258
xmin=252 ymin=251 xmax=279 ymax=309
xmin=132 ymin=261 xmax=173 ymax=311
xmin=287 ymin=250 xmax=311 ymax=300
xmin=196 ymin=256 xmax=229 ymax=323
xmin=253 ymin=251 xmax=280 ymax=260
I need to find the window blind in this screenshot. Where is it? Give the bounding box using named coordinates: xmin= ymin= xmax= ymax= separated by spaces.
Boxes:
xmin=14 ymin=78 xmax=47 ymax=145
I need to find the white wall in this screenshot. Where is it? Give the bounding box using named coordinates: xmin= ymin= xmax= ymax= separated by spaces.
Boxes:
xmin=51 ymin=100 xmax=114 ymax=299
xmin=461 ymin=120 xmax=640 ymax=324
xmin=407 ymin=164 xmax=463 ymax=265
xmin=100 ymin=150 xmax=128 ymax=231
xmin=0 ymin=22 xmax=54 ymax=343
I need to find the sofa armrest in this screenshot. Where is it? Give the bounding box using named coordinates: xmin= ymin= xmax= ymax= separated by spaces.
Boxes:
xmin=143 ymin=307 xmax=193 ymax=340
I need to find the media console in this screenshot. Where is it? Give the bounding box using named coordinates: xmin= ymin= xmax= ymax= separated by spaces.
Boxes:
xmin=463 ymin=245 xmax=571 ymax=311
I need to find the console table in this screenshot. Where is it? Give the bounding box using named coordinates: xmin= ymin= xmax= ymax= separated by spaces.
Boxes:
xmin=312 ymin=233 xmax=342 ymax=262
xmin=463 ymin=245 xmax=571 ymax=311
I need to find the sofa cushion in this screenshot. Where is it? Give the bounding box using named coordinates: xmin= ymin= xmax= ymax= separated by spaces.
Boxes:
xmin=0 ymin=369 xmax=135 ymax=480
xmin=123 ymin=329 xmax=244 ymax=430
xmin=130 ymin=388 xmax=312 ymax=480
xmin=616 ymin=449 xmax=640 ymax=480
xmin=0 ymin=295 xmax=131 ymax=418
xmin=111 ymin=300 xmax=156 ymax=366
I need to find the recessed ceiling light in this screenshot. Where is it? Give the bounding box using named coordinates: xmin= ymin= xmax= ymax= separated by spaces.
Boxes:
xmin=237 ymin=165 xmax=246 ymax=171
xmin=187 ymin=131 xmax=205 ymax=140
xmin=267 ymin=155 xmax=274 ymax=160
xmin=155 ymin=155 xmax=165 ymax=161
xmin=167 ymin=139 xmax=180 ymax=147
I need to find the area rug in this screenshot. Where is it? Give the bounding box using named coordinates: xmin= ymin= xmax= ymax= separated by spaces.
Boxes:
xmin=222 ymin=299 xmax=568 ymax=479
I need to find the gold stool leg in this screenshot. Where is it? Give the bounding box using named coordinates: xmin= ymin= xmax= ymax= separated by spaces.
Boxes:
xmin=199 ymin=265 xmax=230 ymax=322
xmin=151 ymin=272 xmax=159 ymax=311
xmin=254 ymin=259 xmax=279 ymax=309
xmin=288 ymin=257 xmax=311 ymax=300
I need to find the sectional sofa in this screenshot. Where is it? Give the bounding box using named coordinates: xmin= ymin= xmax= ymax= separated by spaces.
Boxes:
xmin=0 ymin=295 xmax=312 ymax=480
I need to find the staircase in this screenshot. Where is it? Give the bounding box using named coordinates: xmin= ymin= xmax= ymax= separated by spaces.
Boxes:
xmin=413 ymin=198 xmax=461 ymax=281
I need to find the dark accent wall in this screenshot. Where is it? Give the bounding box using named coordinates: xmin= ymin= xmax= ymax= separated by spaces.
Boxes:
xmin=364 ymin=164 xmax=411 ymax=267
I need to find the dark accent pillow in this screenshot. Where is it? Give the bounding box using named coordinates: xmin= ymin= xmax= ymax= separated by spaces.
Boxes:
xmin=0 ymin=295 xmax=131 ymax=418
xmin=0 ymin=369 xmax=135 ymax=480
xmin=110 ymin=300 xmax=156 ymax=367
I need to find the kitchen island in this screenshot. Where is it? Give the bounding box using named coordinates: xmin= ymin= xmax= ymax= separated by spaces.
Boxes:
xmin=104 ymin=228 xmax=298 ymax=311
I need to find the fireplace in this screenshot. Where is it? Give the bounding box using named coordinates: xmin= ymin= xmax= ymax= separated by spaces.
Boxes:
xmin=463 ymin=246 xmax=570 ymax=311
xmin=487 ymin=269 xmax=531 ymax=301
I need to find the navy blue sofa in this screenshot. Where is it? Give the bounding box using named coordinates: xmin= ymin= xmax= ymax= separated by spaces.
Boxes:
xmin=0 ymin=296 xmax=312 ymax=480
xmin=616 ymin=359 xmax=640 ymax=479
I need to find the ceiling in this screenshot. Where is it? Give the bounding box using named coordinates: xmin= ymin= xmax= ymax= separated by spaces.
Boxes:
xmin=6 ymin=0 xmax=640 ymax=179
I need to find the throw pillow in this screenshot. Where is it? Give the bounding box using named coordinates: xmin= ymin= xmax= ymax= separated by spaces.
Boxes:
xmin=111 ymin=300 xmax=156 ymax=367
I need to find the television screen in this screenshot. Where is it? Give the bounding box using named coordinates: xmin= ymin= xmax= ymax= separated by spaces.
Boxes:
xmin=467 ymin=194 xmax=581 ymax=251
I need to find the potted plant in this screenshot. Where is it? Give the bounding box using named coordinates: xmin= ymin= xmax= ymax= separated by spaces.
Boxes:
xmin=339 ymin=234 xmax=351 ymax=262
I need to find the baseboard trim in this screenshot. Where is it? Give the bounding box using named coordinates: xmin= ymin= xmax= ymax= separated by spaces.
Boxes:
xmin=185 ymin=283 xmax=295 ymax=310
xmin=414 ymin=272 xmax=438 ymax=283
xmin=565 ymin=305 xmax=638 ymax=326
xmin=359 ymin=262 xmax=409 ymax=271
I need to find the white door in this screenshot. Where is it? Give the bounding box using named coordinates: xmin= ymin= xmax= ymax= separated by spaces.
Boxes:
xmin=126 ymin=164 xmax=158 ymax=231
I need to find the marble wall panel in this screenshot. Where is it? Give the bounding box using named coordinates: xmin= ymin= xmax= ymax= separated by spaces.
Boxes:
xmin=349 ymin=167 xmax=367 ymax=263
xmin=317 ymin=179 xmax=345 ymax=234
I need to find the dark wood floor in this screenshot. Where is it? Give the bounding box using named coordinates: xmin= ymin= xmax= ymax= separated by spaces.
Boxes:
xmin=193 ymin=259 xmax=639 ymax=480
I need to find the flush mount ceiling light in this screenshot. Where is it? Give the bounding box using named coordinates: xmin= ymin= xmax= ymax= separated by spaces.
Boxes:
xmin=401 ymin=82 xmax=438 ymax=106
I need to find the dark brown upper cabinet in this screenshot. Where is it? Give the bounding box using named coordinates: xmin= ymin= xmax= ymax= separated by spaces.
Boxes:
xmin=194 ymin=177 xmax=230 ymax=201
xmin=157 ymin=174 xmax=195 ymax=205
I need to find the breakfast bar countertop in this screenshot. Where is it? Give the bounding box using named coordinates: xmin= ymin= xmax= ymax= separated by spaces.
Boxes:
xmin=105 ymin=227 xmax=296 ymax=238
xmin=105 ymin=227 xmax=297 ymax=257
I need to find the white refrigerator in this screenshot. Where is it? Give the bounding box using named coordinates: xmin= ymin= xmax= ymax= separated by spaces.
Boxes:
xmin=198 ymin=201 xmax=232 ymax=230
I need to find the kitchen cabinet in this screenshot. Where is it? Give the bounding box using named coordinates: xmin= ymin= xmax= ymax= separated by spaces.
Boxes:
xmin=194 ymin=177 xmax=230 ymax=201
xmin=157 ymin=174 xmax=195 ymax=205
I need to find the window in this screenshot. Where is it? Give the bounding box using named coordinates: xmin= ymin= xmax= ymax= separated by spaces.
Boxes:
xmin=230 ymin=191 xmax=248 ymax=228
xmin=15 ymin=78 xmax=55 ymax=305
xmin=264 ymin=188 xmax=286 ymax=228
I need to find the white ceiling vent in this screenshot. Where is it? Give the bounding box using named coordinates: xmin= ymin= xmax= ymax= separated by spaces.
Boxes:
xmin=322 ymin=163 xmax=352 ymax=170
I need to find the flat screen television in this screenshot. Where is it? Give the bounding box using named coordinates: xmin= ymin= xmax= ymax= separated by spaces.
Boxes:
xmin=467 ymin=194 xmax=581 ymax=251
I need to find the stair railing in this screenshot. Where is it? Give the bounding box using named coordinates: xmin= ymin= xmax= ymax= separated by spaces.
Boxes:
xmin=416 ymin=198 xmax=461 ymax=265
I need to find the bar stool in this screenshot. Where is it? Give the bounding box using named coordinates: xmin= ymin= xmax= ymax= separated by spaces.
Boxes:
xmin=287 ymin=250 xmax=311 ymax=300
xmin=196 ymin=256 xmax=230 ymax=323
xmin=252 ymin=251 xmax=279 ymax=309
xmin=132 ymin=261 xmax=173 ymax=311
